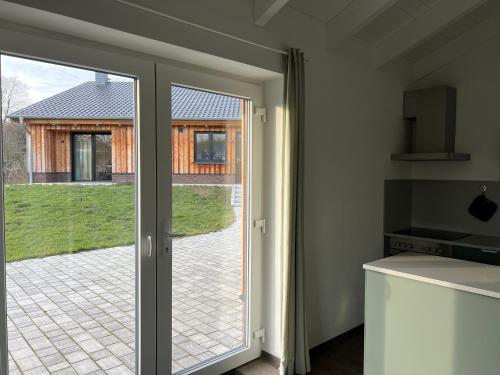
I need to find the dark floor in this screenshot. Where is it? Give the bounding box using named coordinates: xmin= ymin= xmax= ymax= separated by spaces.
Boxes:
xmin=309 ymin=325 xmax=364 ymax=374
xmin=233 ymin=325 xmax=364 ymax=375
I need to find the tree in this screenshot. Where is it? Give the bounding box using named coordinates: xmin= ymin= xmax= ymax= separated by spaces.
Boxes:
xmin=1 ymin=75 xmax=29 ymax=122
xmin=1 ymin=75 xmax=30 ymax=184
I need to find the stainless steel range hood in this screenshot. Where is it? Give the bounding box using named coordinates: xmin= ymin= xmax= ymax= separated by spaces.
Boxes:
xmin=391 ymin=86 xmax=470 ymax=162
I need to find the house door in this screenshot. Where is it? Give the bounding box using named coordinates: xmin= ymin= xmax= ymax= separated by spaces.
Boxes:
xmin=0 ymin=29 xmax=157 ymax=375
xmin=0 ymin=23 xmax=266 ymax=375
xmin=72 ymin=133 xmax=112 ymax=182
xmin=156 ymin=63 xmax=264 ymax=375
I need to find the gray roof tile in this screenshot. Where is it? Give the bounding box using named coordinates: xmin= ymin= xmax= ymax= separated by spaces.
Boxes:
xmin=8 ymin=83 xmax=241 ymax=121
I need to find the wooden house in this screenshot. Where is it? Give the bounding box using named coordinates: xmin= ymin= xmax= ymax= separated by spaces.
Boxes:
xmin=8 ymin=73 xmax=243 ymax=184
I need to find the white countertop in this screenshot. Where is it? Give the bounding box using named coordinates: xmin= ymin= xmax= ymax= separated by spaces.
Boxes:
xmin=364 ymin=253 xmax=500 ymax=299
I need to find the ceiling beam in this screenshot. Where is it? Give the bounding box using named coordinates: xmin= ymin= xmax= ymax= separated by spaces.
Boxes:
xmin=376 ymin=0 xmax=488 ymax=68
xmin=254 ymin=0 xmax=290 ymax=26
xmin=326 ymin=0 xmax=399 ymax=48
xmin=412 ymin=11 xmax=500 ymax=80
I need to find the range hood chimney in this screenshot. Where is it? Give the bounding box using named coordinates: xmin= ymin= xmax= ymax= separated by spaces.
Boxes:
xmin=95 ymin=72 xmax=109 ymax=86
xmin=391 ymin=86 xmax=470 ymax=161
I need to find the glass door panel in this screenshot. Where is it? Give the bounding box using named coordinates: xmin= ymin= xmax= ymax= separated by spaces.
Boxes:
xmin=95 ymin=134 xmax=112 ymax=181
xmin=0 ymin=55 xmax=141 ymax=375
xmin=73 ymin=134 xmax=93 ymax=181
xmin=156 ymin=63 xmax=263 ymax=375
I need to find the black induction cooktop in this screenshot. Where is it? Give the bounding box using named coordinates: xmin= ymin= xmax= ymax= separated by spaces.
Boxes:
xmin=394 ymin=227 xmax=469 ymax=241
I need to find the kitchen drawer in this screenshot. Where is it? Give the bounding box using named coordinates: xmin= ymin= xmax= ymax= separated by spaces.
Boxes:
xmin=452 ymin=246 xmax=500 ymax=266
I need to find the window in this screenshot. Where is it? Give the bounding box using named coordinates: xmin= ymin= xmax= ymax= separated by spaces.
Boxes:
xmin=194 ymin=132 xmax=227 ymax=164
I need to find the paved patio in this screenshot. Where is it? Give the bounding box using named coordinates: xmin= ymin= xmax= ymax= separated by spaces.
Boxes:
xmin=6 ymin=209 xmax=243 ymax=374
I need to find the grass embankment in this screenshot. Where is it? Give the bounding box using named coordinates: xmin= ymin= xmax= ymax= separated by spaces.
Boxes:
xmin=5 ymin=184 xmax=234 ymax=262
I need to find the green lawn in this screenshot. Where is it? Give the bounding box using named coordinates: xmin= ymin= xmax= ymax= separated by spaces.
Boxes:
xmin=4 ymin=184 xmax=234 ymax=262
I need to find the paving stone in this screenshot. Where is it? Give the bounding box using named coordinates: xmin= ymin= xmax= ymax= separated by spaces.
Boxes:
xmin=106 ymin=365 xmax=134 ymax=375
xmin=89 ymin=349 xmax=112 ymax=361
xmin=107 ymin=342 xmax=133 ymax=357
xmin=29 ymin=336 xmax=52 ymax=351
xmin=119 ymin=352 xmax=135 ymax=370
xmin=53 ymin=337 xmax=75 ymax=350
xmin=177 ymin=355 xmax=199 ymax=369
xmin=71 ymin=358 xmax=100 ymax=375
xmin=9 ymin=337 xmax=29 ymax=351
xmin=78 ymin=339 xmax=104 ymax=353
xmin=47 ymin=360 xmax=71 ymax=373
xmin=60 ymin=345 xmax=81 ymax=357
xmin=40 ymin=352 xmax=65 ymax=367
xmin=16 ymin=355 xmax=43 ymax=372
xmin=210 ymin=344 xmax=231 ymax=356
xmin=97 ymin=334 xmax=120 ymax=346
xmin=23 ymin=366 xmax=50 ymax=375
xmin=96 ymin=355 xmax=122 ymax=370
xmin=11 ymin=347 xmax=35 ymax=360
xmin=172 ymin=347 xmax=189 ymax=361
xmin=65 ymin=351 xmax=89 ymax=364
xmin=6 ymin=204 xmax=244 ymax=373
xmin=172 ymin=361 xmax=183 ymax=373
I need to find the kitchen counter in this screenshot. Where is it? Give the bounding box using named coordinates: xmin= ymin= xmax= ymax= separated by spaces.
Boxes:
xmin=364 ymin=253 xmax=500 ymax=375
xmin=364 ymin=252 xmax=500 ymax=299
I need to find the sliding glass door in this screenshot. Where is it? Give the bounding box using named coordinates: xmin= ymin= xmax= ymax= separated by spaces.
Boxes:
xmin=72 ymin=133 xmax=112 ymax=182
xmin=156 ymin=64 xmax=264 ymax=375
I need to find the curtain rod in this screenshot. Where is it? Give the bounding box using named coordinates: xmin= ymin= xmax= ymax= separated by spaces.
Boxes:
xmin=114 ymin=0 xmax=289 ymax=56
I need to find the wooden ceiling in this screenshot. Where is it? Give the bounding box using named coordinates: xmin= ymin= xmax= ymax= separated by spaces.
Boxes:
xmin=254 ymin=0 xmax=500 ymax=79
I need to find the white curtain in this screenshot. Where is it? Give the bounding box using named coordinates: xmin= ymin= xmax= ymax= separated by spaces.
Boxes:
xmin=280 ymin=48 xmax=310 ymax=375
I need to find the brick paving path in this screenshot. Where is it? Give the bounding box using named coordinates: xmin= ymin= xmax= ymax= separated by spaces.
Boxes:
xmin=6 ymin=209 xmax=243 ymax=374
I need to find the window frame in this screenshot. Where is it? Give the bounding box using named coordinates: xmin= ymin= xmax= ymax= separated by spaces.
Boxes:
xmin=193 ymin=130 xmax=228 ymax=165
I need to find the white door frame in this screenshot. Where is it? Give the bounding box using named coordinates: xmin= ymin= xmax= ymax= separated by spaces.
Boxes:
xmin=155 ymin=62 xmax=265 ymax=375
xmin=0 ymin=26 xmax=157 ymax=375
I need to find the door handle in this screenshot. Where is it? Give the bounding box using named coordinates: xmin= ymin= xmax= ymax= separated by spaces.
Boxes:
xmin=164 ymin=231 xmax=181 ymax=254
xmin=166 ymin=232 xmax=181 ymax=239
xmin=146 ymin=233 xmax=152 ymax=257
xmin=163 ymin=221 xmax=181 ymax=255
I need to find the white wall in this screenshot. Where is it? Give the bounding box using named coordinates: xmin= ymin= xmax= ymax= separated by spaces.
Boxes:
xmin=410 ymin=34 xmax=500 ymax=182
xmin=263 ymin=8 xmax=410 ymax=346
xmin=2 ymin=0 xmax=411 ymax=351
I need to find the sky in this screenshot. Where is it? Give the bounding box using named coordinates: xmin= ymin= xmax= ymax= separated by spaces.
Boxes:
xmin=1 ymin=55 xmax=132 ymax=107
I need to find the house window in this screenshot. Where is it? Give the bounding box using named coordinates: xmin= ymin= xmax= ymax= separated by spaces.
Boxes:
xmin=194 ymin=132 xmax=227 ymax=164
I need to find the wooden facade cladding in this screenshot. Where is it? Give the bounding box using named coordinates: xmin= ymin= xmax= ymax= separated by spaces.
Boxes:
xmin=26 ymin=120 xmax=134 ymax=175
xmin=25 ymin=118 xmax=242 ymax=176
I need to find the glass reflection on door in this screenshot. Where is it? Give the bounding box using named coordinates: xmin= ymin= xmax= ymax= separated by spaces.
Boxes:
xmin=95 ymin=134 xmax=112 ymax=181
xmin=73 ymin=134 xmax=93 ymax=181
